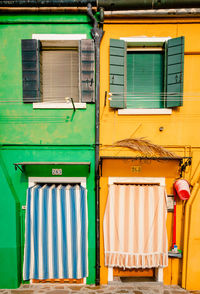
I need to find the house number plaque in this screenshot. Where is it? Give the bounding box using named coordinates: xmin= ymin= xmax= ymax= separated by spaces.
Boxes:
xmin=52 ymin=169 xmax=62 ymax=175
xmin=132 ymin=166 xmax=141 ymax=173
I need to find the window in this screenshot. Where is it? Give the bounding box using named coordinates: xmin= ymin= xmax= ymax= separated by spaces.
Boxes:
xmin=127 ymin=50 xmax=164 ymax=109
xmin=109 ymin=37 xmax=185 ymax=111
xmin=41 ymin=40 xmax=79 ymax=103
xmin=21 ymin=37 xmax=95 ymax=105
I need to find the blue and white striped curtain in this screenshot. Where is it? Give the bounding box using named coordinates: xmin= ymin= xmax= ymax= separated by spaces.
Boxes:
xmin=23 ymin=184 xmax=88 ymax=280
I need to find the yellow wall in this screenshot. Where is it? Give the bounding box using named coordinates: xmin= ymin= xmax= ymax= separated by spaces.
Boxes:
xmin=99 ymin=17 xmax=200 ymax=288
xmin=99 ymin=159 xmax=183 ymax=285
xmin=100 ymin=19 xmax=200 ymax=149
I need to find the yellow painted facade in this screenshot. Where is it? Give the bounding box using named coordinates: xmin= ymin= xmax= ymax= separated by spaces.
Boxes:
xmin=99 ymin=17 xmax=200 ymax=290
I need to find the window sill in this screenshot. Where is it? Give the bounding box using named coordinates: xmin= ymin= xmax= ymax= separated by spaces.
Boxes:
xmin=118 ymin=108 xmax=172 ymax=115
xmin=33 ymin=103 xmax=86 ymax=109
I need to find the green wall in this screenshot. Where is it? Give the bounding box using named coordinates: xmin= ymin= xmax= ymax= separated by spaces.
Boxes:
xmin=0 ymin=14 xmax=96 ymax=288
xmin=0 ymin=15 xmax=95 ymax=145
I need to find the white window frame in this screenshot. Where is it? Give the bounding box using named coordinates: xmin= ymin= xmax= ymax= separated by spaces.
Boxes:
xmin=118 ymin=36 xmax=172 ymax=115
xmin=32 ymin=34 xmax=87 ymax=41
xmin=107 ymin=176 xmax=165 ymax=283
xmin=28 ymin=176 xmax=87 ymax=284
xmin=28 ymin=176 xmax=86 ymax=188
xmin=32 ymin=34 xmax=87 ymax=109
xmin=120 ymin=37 xmax=171 ymax=43
xmin=118 ymin=108 xmax=172 ymax=115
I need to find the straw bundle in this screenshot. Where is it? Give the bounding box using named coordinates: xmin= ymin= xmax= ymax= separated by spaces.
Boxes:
xmin=113 ymin=138 xmax=178 ymax=158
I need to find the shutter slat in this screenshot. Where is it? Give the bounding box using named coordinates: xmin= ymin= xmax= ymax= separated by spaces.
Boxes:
xmin=167 ymin=73 xmax=182 ymax=85
xmin=168 ymin=45 xmax=184 ymax=56
xmin=80 ymin=39 xmax=95 ymax=103
xmin=166 ymin=37 xmax=184 ymax=108
xmin=22 ymin=51 xmax=38 ymax=61
xmin=167 ymin=37 xmax=183 ymax=47
xmin=109 ymin=39 xmax=126 ymax=109
xmin=22 ymin=61 xmax=39 ymax=71
xmin=167 ymin=83 xmax=181 ymax=93
xmin=110 ymin=75 xmax=124 ymax=85
xmin=22 ymin=39 xmax=41 ymax=103
xmin=111 ymin=47 xmax=125 ymax=56
xmin=110 ymin=39 xmax=125 ymax=48
xmin=110 ymin=55 xmax=124 ymax=66
xmin=167 ymin=63 xmax=182 ymax=74
xmin=110 ymin=65 xmax=124 ymax=75
xmin=168 ymin=54 xmax=182 ymax=65
xmin=110 ymin=85 xmax=124 ymax=93
xmin=23 ymin=81 xmax=38 ymax=90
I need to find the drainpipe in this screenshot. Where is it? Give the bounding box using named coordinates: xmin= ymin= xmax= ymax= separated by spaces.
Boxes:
xmin=87 ymin=3 xmax=104 ymax=286
xmin=97 ymin=0 xmax=200 ymax=10
xmin=1 ymin=0 xmax=200 ymax=9
xmin=104 ymin=8 xmax=200 ymax=18
xmin=0 ymin=7 xmax=97 ymax=13
xmin=0 ymin=0 xmax=97 ymax=6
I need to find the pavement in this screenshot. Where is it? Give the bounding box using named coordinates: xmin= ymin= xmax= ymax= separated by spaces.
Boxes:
xmin=0 ymin=282 xmax=199 ymax=294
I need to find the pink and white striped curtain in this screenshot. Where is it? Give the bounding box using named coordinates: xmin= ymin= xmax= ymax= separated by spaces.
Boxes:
xmin=103 ymin=184 xmax=168 ymax=269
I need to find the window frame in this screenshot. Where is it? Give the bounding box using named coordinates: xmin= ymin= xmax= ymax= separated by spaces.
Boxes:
xmin=110 ymin=36 xmax=182 ymax=115
xmin=31 ymin=34 xmax=87 ymax=109
xmin=28 ymin=176 xmax=87 ymax=188
xmin=121 ymin=37 xmax=171 ymax=115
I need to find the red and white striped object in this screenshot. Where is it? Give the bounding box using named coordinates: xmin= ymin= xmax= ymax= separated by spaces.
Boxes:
xmin=103 ymin=184 xmax=168 ymax=269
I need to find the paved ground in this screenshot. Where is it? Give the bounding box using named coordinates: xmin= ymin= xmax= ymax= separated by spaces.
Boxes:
xmin=0 ymin=283 xmax=199 ymax=294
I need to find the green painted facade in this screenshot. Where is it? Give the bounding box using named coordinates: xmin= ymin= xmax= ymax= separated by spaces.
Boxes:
xmin=0 ymin=14 xmax=96 ymax=288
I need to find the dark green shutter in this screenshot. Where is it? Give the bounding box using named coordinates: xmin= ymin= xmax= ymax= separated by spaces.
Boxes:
xmin=110 ymin=39 xmax=126 ymax=108
xmin=165 ymin=36 xmax=184 ymax=108
xmin=80 ymin=39 xmax=95 ymax=103
xmin=21 ymin=39 xmax=41 ymax=103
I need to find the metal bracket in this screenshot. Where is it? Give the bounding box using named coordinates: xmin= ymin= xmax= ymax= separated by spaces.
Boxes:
xmin=104 ymin=91 xmax=107 ymax=106
xmin=14 ymin=164 xmax=24 ymax=172
xmin=99 ymin=158 xmax=103 ymax=176
xmin=180 ymin=157 xmax=192 ymax=177
xmin=70 ymin=97 xmax=76 ymax=112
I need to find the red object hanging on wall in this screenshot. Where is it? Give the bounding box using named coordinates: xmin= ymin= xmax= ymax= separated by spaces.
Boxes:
xmin=174 ymin=179 xmax=190 ymax=200
xmin=172 ymin=179 xmax=191 ymax=248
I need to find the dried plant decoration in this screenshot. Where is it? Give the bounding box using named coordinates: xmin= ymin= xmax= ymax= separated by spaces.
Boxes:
xmin=113 ymin=138 xmax=178 ymax=158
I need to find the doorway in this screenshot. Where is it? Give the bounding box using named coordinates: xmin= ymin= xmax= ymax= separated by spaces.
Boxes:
xmin=23 ymin=177 xmax=88 ymax=284
xmin=105 ymin=177 xmax=167 ymax=283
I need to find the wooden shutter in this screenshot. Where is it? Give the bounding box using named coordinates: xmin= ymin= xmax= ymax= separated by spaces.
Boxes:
xmin=165 ymin=36 xmax=184 ymax=108
xmin=22 ymin=39 xmax=41 ymax=103
xmin=80 ymin=39 xmax=95 ymax=103
xmin=110 ymin=39 xmax=126 ymax=109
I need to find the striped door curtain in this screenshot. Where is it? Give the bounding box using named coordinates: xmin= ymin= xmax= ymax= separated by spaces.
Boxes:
xmin=103 ymin=184 xmax=168 ymax=269
xmin=23 ymin=184 xmax=88 ymax=280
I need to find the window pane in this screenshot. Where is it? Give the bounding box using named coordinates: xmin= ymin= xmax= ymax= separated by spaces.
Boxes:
xmin=42 ymin=50 xmax=79 ymax=103
xmin=126 ymin=52 xmax=164 ymax=109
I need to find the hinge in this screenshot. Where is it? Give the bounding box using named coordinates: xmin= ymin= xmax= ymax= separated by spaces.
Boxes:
xmin=14 ymin=164 xmax=24 ymax=172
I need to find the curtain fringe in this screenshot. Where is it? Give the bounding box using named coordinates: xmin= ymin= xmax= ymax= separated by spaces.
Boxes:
xmin=105 ymin=252 xmax=168 ymax=269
